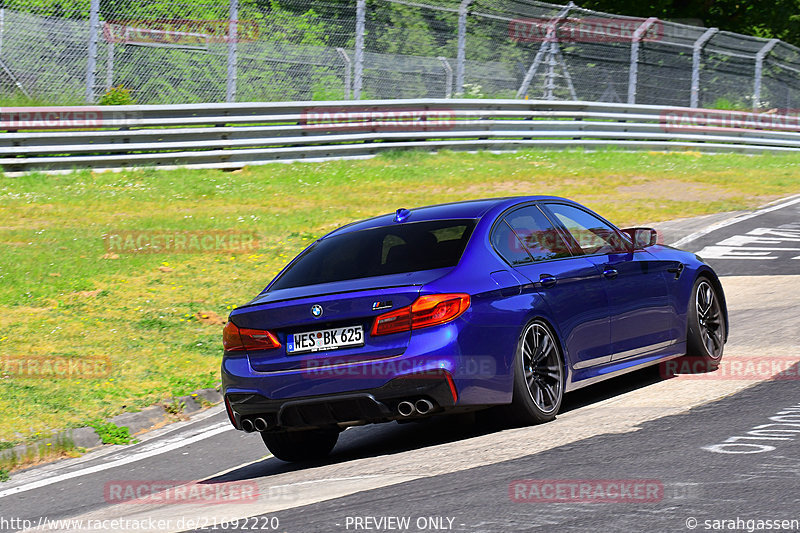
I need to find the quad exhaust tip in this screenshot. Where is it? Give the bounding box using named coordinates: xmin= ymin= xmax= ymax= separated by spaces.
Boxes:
xmin=253 ymin=417 xmax=269 ymax=432
xmin=240 ymin=418 xmax=255 ymax=432
xmin=397 ymin=400 xmax=415 ymax=417
xmin=397 ymin=398 xmax=435 ymax=417
xmin=415 ymin=398 xmax=434 ymax=415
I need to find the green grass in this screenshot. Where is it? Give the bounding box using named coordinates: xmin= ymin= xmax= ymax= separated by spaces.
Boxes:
xmin=0 ymin=433 xmax=79 ymax=473
xmin=0 ymin=93 xmax=86 ymax=107
xmin=89 ymin=420 xmax=135 ymax=445
xmin=1 ymin=149 xmax=799 ymax=444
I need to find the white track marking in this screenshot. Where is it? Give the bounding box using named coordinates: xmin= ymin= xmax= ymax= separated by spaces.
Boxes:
xmin=0 ymin=422 xmax=232 ymax=499
xmin=673 ymin=194 xmax=800 ymax=248
xmin=2 ymin=408 xmax=227 ymax=490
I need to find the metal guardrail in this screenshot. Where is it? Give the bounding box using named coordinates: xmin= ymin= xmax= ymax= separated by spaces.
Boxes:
xmin=3 ymin=99 xmax=800 ymax=176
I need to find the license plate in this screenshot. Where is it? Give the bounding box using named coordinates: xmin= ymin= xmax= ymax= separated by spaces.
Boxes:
xmin=287 ymin=325 xmax=364 ymax=354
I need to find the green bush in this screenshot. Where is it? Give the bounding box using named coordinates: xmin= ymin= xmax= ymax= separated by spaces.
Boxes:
xmin=90 ymin=421 xmax=134 ymax=445
xmin=99 ymin=85 xmax=136 ymax=106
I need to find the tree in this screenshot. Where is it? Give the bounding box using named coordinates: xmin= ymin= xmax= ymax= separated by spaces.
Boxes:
xmin=566 ymin=0 xmax=800 ymax=46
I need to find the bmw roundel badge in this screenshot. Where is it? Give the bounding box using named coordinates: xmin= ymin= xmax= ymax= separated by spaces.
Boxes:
xmin=310 ymin=304 xmax=323 ymax=318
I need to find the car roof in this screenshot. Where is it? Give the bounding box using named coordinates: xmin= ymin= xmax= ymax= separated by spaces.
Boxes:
xmin=322 ymin=196 xmax=571 ymax=238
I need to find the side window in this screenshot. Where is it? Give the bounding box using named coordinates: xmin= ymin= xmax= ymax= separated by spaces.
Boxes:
xmin=545 ymin=204 xmax=627 ymax=255
xmin=503 ymin=206 xmax=573 ymax=262
xmin=491 ymin=221 xmax=532 ymax=265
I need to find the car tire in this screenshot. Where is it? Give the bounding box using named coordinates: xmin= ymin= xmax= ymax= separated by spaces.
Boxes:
xmin=685 ymin=277 xmax=726 ymax=369
xmin=261 ymin=427 xmax=340 ymax=462
xmin=505 ymin=319 xmax=564 ymax=425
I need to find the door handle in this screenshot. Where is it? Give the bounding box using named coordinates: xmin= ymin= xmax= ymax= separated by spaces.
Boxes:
xmin=603 ymin=268 xmax=618 ymax=279
xmin=539 ymin=274 xmax=557 ymax=288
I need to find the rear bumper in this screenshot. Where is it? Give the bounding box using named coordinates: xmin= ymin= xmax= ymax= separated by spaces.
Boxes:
xmin=221 ymin=321 xmax=513 ymax=430
xmin=225 ymin=371 xmax=457 ymax=431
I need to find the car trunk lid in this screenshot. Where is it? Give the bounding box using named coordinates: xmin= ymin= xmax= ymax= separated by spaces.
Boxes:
xmin=230 ymin=269 xmax=448 ymax=372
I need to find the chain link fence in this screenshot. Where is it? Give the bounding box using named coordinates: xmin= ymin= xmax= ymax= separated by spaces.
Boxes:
xmin=1 ymin=0 xmax=800 ymax=109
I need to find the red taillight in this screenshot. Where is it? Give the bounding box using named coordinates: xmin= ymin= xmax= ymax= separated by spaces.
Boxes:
xmin=222 ymin=321 xmax=241 ymax=350
xmin=410 ymin=294 xmax=471 ymax=330
xmin=222 ymin=321 xmax=281 ymax=351
xmin=371 ymin=294 xmax=470 ymax=336
xmin=371 ymin=307 xmax=413 ymax=336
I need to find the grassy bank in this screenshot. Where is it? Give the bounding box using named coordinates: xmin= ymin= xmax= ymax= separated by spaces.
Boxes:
xmin=1 ymin=149 xmax=799 ymax=444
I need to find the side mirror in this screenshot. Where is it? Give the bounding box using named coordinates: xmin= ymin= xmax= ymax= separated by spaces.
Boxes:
xmin=621 ymin=227 xmax=659 ymax=249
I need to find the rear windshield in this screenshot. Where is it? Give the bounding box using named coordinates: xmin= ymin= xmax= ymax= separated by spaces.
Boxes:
xmin=270 ymin=219 xmax=476 ymax=290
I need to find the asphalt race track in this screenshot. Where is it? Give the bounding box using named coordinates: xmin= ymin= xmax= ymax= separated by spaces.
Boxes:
xmin=675 ymin=195 xmax=800 ymax=276
xmin=1 ymin=196 xmax=798 ymax=533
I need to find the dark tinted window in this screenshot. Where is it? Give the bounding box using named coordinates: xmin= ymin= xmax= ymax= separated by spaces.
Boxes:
xmin=503 ymin=206 xmax=573 ymax=262
xmin=270 ymin=219 xmax=475 ymax=290
xmin=545 ymin=203 xmax=627 ymax=255
xmin=491 ymin=221 xmax=532 ymax=265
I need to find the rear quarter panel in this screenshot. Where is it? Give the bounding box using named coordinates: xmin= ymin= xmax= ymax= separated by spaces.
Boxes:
xmin=423 ymin=212 xmax=571 ymax=405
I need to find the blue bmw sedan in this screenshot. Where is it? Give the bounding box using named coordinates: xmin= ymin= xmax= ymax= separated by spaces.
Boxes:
xmin=222 ymin=197 xmax=727 ymax=462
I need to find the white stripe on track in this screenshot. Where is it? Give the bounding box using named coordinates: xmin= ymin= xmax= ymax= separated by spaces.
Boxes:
xmin=0 ymin=422 xmax=232 ymax=499
xmin=673 ymin=194 xmax=800 ymax=248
